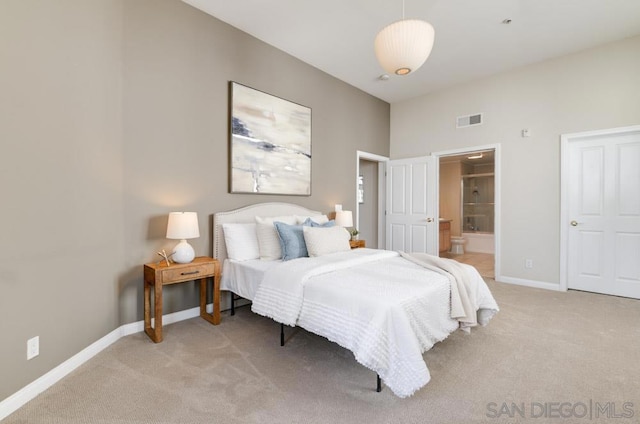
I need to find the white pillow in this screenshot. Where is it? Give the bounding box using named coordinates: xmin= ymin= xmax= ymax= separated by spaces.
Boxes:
xmin=222 ymin=223 xmax=259 ymax=261
xmin=303 ymin=226 xmax=351 ymax=257
xmin=295 ymin=214 xmax=329 ymax=225
xmin=255 ymin=215 xmax=297 ymax=260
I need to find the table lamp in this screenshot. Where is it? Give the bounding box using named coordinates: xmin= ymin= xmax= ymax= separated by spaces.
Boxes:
xmin=166 ymin=212 xmax=200 ymax=264
xmin=335 ymin=210 xmax=353 ymax=228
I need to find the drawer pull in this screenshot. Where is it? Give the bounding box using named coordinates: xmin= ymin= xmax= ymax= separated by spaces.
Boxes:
xmin=181 ymin=270 xmax=200 ymax=276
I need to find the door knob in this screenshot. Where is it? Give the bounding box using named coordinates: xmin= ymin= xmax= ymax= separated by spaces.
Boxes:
xmin=426 ymin=217 xmax=434 ymax=223
xmin=570 ymin=220 xmax=578 ymax=226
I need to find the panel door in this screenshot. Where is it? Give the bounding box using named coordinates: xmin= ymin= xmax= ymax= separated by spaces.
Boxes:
xmin=385 ymin=156 xmax=437 ymax=254
xmin=567 ymin=129 xmax=640 ymax=299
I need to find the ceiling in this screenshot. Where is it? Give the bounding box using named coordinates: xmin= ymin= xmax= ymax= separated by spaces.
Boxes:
xmin=182 ymin=0 xmax=640 ymax=104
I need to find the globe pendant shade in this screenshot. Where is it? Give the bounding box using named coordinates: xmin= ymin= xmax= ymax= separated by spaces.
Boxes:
xmin=374 ymin=19 xmax=435 ymax=75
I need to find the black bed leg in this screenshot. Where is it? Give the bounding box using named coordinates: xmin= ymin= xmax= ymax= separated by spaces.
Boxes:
xmin=280 ymin=323 xmax=285 ymax=346
xmin=230 ymin=292 xmax=235 ymax=316
xmin=376 ymin=374 xmax=381 ymax=392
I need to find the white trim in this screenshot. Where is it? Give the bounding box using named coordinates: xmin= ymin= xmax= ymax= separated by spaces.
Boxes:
xmin=432 ymin=143 xmax=501 ymax=279
xmin=559 ymin=134 xmax=570 ymax=291
xmin=0 ymin=305 xmax=206 ymax=421
xmin=356 ymin=150 xmax=389 ymax=249
xmin=377 ymin=162 xmax=386 ymax=249
xmin=356 ymin=150 xmax=389 ymax=163
xmin=431 ymin=143 xmax=497 ymax=158
xmin=0 ymin=327 xmax=122 ymax=422
xmin=493 ymin=146 xmax=502 ymax=280
xmin=559 ymin=124 xmax=640 ymax=292
xmin=433 ymin=157 xmax=441 ymax=253
xmin=497 ymin=275 xmax=564 ymax=292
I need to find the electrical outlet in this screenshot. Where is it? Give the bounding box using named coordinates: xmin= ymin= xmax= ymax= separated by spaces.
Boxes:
xmin=525 ymin=259 xmax=533 ymax=269
xmin=27 ymin=336 xmax=39 ymax=360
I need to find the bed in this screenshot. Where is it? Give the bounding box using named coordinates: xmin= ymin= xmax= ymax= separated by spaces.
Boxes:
xmin=213 ymin=202 xmax=499 ymax=398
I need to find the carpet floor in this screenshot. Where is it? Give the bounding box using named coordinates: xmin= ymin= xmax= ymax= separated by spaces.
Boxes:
xmin=4 ymin=280 xmax=639 ymax=424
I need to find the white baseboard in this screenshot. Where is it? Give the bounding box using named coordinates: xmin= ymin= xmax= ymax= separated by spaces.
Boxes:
xmin=0 ymin=305 xmax=207 ymax=422
xmin=497 ymin=275 xmax=563 ymax=292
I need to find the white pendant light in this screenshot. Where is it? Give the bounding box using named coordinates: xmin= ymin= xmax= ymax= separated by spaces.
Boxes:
xmin=374 ymin=1 xmax=435 ymax=76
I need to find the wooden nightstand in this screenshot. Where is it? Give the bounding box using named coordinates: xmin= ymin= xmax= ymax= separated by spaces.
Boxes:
xmin=143 ymin=256 xmax=221 ymax=343
xmin=349 ymin=239 xmax=365 ymax=249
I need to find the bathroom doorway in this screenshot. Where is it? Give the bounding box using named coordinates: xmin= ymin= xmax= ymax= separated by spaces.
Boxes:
xmin=436 ymin=146 xmax=499 ymax=279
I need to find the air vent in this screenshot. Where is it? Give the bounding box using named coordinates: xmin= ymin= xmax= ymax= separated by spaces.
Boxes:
xmin=456 ymin=113 xmax=483 ymax=128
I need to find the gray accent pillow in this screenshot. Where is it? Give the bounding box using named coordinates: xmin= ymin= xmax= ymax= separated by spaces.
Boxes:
xmin=274 ymin=221 xmax=308 ymax=261
xmin=274 ymin=219 xmax=337 ymax=261
xmin=302 ymin=218 xmax=336 ymax=228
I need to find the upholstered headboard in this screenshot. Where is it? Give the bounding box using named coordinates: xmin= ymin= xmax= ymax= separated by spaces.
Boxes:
xmin=213 ymin=202 xmax=323 ymax=263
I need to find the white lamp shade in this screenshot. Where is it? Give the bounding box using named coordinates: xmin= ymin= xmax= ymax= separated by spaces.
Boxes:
xmin=166 ymin=212 xmax=200 ymax=240
xmin=335 ymin=210 xmax=353 ymax=228
xmin=374 ymin=19 xmax=435 ymax=75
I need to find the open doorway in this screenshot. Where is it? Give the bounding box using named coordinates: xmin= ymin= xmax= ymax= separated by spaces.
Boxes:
xmin=436 ymin=147 xmax=498 ymax=279
xmin=356 ymin=151 xmax=389 ymax=249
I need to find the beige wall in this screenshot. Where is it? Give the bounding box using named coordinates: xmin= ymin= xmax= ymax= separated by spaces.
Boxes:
xmin=0 ymin=0 xmax=125 ymax=404
xmin=0 ymin=0 xmax=389 ymax=401
xmin=391 ymin=35 xmax=640 ymax=284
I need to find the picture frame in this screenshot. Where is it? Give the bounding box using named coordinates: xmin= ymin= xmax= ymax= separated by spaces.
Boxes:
xmin=229 ymin=82 xmax=312 ymax=195
xmin=358 ymin=175 xmax=364 ymax=204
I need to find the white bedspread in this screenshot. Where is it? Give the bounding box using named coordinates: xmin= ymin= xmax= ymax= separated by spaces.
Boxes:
xmin=400 ymin=252 xmax=499 ymax=329
xmin=251 ymin=249 xmax=498 ymax=398
xmin=252 ymin=249 xmax=398 ymax=325
xmin=221 ymin=258 xmax=277 ymax=301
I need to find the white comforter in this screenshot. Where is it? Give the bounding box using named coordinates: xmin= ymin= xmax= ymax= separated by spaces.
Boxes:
xmin=251 ymin=249 xmax=498 ymax=398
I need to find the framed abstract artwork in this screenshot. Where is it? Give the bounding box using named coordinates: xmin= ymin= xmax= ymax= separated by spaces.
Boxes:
xmin=229 ymin=82 xmax=312 ymax=195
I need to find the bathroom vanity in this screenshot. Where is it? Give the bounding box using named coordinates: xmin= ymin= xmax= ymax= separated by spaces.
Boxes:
xmin=439 ymin=219 xmax=451 ymax=253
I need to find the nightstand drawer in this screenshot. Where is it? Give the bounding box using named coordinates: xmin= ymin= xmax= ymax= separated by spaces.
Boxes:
xmin=162 ymin=262 xmax=216 ymax=284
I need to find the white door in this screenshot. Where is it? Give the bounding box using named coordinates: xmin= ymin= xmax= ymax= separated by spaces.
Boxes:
xmin=563 ymin=126 xmax=640 ymax=299
xmin=385 ymin=156 xmax=438 ymax=254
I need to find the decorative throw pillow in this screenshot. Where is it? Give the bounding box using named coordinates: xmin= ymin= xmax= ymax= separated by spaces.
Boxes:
xmin=303 ymin=226 xmax=351 ymax=257
xmin=274 ymin=221 xmax=308 ymax=261
xmin=255 ymin=215 xmax=297 ymax=260
xmin=302 ymin=218 xmax=336 ymax=228
xmin=295 ymin=214 xmax=329 ymax=225
xmin=222 ymin=223 xmax=259 ymax=261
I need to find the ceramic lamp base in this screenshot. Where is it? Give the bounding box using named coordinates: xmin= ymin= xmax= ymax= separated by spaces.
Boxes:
xmin=172 ymin=239 xmax=195 ymax=263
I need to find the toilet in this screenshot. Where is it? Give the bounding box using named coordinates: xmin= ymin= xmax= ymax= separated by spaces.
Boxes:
xmin=450 ymin=237 xmax=466 ymax=255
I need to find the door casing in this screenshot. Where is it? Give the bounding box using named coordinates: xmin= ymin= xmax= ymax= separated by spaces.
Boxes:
xmin=433 ymin=143 xmax=501 ymax=280
xmin=356 ymin=150 xmax=389 ymax=249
